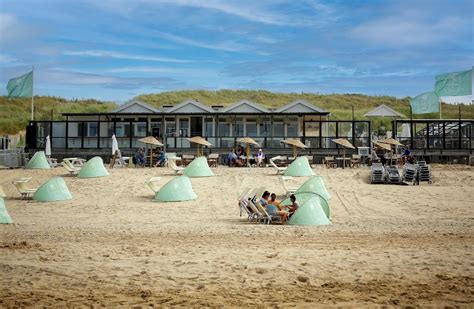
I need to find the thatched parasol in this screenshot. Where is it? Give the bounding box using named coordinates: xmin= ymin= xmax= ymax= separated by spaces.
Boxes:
xmin=236 ymin=137 xmax=260 ymax=166
xmin=378 ymin=137 xmax=403 ymax=146
xmin=187 ymin=136 xmax=213 ymax=157
xmin=280 ymin=138 xmax=307 ymax=158
xmin=138 ymin=136 xmax=164 ymax=167
xmin=332 ymin=138 xmax=355 ymax=169
xmin=373 ymin=141 xmax=392 ymax=151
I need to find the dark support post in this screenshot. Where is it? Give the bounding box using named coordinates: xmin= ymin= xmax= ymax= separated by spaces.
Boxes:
xmin=442 ymin=121 xmax=446 ymax=150
xmin=368 ymin=121 xmax=371 ymax=147
xmin=81 ymin=121 xmax=84 ymax=149
xmin=49 ymin=121 xmax=53 ymax=149
xmin=129 ymin=120 xmax=133 ymax=149
xmin=65 ymin=116 xmax=69 ymax=149
xmin=97 ymin=117 xmax=101 ymax=149
xmin=426 ymin=121 xmax=429 ymax=150
xmin=458 ymin=119 xmax=462 ymax=150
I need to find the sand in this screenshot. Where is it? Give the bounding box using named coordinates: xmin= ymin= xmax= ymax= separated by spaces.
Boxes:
xmin=0 ymin=164 xmax=473 ymax=307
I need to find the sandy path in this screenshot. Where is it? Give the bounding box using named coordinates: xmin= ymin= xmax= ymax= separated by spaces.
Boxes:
xmin=0 ymin=165 xmax=473 ymax=307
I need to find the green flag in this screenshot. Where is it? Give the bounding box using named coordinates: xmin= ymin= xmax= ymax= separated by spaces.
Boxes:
xmin=410 ymin=91 xmax=439 ymax=114
xmin=434 ymin=69 xmax=472 ymax=97
xmin=6 ymin=70 xmax=33 ymax=98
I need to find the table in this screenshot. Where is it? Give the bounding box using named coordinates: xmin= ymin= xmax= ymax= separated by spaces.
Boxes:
xmin=336 ymin=157 xmax=351 ymax=169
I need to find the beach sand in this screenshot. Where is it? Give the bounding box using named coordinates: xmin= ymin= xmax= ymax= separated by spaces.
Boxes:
xmin=0 ymin=164 xmax=473 ymax=307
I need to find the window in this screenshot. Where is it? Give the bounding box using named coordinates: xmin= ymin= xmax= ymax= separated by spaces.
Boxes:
xmin=204 ymin=118 xmax=213 ymax=137
xmin=259 ymin=117 xmax=270 ymax=137
xmin=165 ymin=118 xmax=176 ymax=137
xmin=273 ymin=119 xmax=284 ymax=136
xmin=115 ymin=122 xmax=130 ymax=137
xmin=287 ymin=120 xmax=299 ymax=137
xmin=179 ymin=118 xmax=189 ymax=137
xmin=246 ymin=118 xmax=257 ymax=137
xmin=135 ymin=122 xmax=147 ymax=137
xmin=86 ymin=122 xmax=98 ymax=137
xmin=235 ymin=118 xmax=244 ymax=136
xmin=218 ymin=118 xmax=230 ymax=137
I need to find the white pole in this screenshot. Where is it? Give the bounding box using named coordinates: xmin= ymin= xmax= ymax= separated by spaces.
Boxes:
xmin=31 ymin=66 xmax=34 ymax=121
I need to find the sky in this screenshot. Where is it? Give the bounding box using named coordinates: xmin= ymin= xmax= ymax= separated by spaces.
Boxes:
xmin=0 ymin=0 xmax=472 ymax=103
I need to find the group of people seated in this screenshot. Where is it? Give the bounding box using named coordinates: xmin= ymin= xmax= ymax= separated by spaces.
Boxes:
xmin=259 ymin=191 xmax=300 ymax=224
xmin=371 ymin=146 xmax=415 ymax=166
xmin=227 ymin=146 xmax=266 ymax=167
xmin=133 ymin=148 xmax=167 ymax=167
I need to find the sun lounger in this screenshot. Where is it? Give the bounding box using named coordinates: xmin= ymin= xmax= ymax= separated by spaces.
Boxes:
xmin=62 ymin=161 xmax=81 ymax=175
xmin=145 ymin=177 xmax=162 ymax=193
xmin=351 ymin=155 xmax=361 ymax=168
xmin=238 ymin=188 xmax=259 ymax=221
xmin=207 ymin=153 xmax=219 ymax=167
xmin=270 ymin=156 xmax=287 ymax=175
xmin=402 ymin=163 xmax=417 ymax=185
xmin=324 ymin=156 xmax=337 ymax=169
xmin=279 ymin=175 xmax=298 ymax=196
xmin=182 ymin=154 xmax=195 ymax=166
xmin=47 ymin=157 xmax=59 ymax=168
xmin=168 ymin=159 xmax=184 ymax=175
xmin=252 ymin=198 xmax=283 ymax=225
xmin=385 ymin=165 xmax=401 ymax=184
xmin=370 ymin=163 xmax=385 ymax=184
xmin=13 ymin=177 xmax=37 ymax=199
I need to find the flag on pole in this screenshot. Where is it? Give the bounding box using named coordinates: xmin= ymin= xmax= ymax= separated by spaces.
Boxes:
xmin=434 ymin=69 xmax=472 ymax=97
xmin=410 ymin=91 xmax=439 ymax=114
xmin=6 ymin=70 xmax=33 ymax=98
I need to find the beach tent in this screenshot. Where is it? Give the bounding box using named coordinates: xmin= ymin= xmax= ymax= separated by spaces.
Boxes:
xmin=236 ymin=137 xmax=260 ymax=167
xmin=78 ymin=156 xmax=110 ymax=178
xmin=138 ymin=136 xmax=164 ymax=168
xmin=280 ymin=192 xmax=330 ymax=220
xmin=25 ymin=151 xmax=50 ymax=169
xmin=45 ymin=136 xmax=51 ymax=157
xmin=183 ymin=156 xmax=214 ymax=177
xmin=295 ymin=176 xmax=331 ymax=200
xmin=332 ymin=138 xmax=355 ymax=169
xmin=154 ymin=175 xmax=197 ymax=202
xmin=0 ymin=197 xmax=13 ymax=224
xmin=33 ymin=176 xmax=72 ymax=202
xmin=283 ymin=156 xmax=314 ymax=177
xmin=280 ymin=138 xmax=307 ymax=158
xmin=187 ymin=136 xmax=212 ymax=157
xmin=288 ymin=195 xmax=331 ymax=226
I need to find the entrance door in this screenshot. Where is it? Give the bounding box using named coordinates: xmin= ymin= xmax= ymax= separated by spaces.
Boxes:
xmin=190 ymin=117 xmax=203 ymax=137
xmin=152 ymin=127 xmax=160 ymax=139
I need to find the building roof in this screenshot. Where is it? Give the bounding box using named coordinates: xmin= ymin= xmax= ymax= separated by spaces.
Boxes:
xmin=165 ymin=99 xmax=215 ymax=113
xmin=219 ymin=99 xmax=269 ymax=113
xmin=275 ymin=100 xmax=329 ymax=114
xmin=111 ymin=99 xmax=161 ymax=113
xmin=364 ymin=104 xmax=405 ymax=118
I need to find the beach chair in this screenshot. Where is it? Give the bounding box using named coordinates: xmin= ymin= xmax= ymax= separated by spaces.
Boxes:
xmin=279 ymin=175 xmax=298 ymax=196
xmin=145 ymin=177 xmax=162 ymax=193
xmin=351 ymin=155 xmax=361 ymax=168
xmin=47 ymin=157 xmax=59 ymax=168
xmin=12 ymin=177 xmax=37 ymax=199
xmin=402 ymin=163 xmax=417 ymax=185
xmin=385 ymin=165 xmax=401 ymax=184
xmin=62 ymin=161 xmax=81 ymax=175
xmin=269 ymin=156 xmax=287 ymax=175
xmin=238 ymin=188 xmax=260 ymax=221
xmin=370 ymin=163 xmax=385 ymax=184
xmin=168 ymin=159 xmax=184 ymax=175
xmin=207 ymin=153 xmax=219 ymax=167
xmin=417 ymin=161 xmax=432 ymax=184
xmin=253 ymin=198 xmax=283 ymax=225
xmin=324 ymin=156 xmax=337 ymax=169
xmin=182 ymin=154 xmax=195 ymax=166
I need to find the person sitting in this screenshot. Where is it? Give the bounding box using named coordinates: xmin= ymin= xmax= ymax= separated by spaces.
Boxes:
xmin=256 ymin=149 xmax=265 ymax=167
xmin=261 ymin=191 xmax=288 ymax=223
xmin=134 ymin=148 xmax=145 ymax=167
xmin=286 ymin=194 xmax=300 ymax=217
xmin=269 ymin=193 xmax=282 ymax=210
xmin=370 ymin=147 xmax=380 ymax=164
xmin=155 ymin=149 xmax=166 ymax=167
xmin=227 ymin=149 xmax=238 ymax=167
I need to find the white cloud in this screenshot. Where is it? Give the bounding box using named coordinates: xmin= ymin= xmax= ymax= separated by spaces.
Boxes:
xmin=62 ymin=50 xmax=193 ymax=63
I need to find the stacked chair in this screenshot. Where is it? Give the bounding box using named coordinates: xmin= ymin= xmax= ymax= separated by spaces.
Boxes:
xmin=417 ymin=161 xmax=433 ymax=184
xmin=370 ymin=163 xmax=385 ymax=184
xmin=385 ymin=165 xmax=401 ymax=184
xmin=402 ymin=163 xmax=417 ymax=185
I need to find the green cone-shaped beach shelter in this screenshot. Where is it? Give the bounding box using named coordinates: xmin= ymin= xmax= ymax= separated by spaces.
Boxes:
xmin=78 ymin=156 xmax=110 ymax=178
xmin=283 ymin=156 xmax=314 ymax=177
xmin=26 ymin=151 xmax=50 ymax=169
xmin=288 ymin=195 xmax=331 ymax=226
xmin=33 ymin=176 xmax=72 ymax=202
xmin=281 ymin=192 xmax=331 ymax=220
xmin=183 ymin=157 xmax=214 ymax=177
xmin=0 ymin=197 xmax=13 ymax=224
xmin=155 ymin=175 xmax=197 ymax=202
xmin=296 ymin=176 xmax=331 ymax=200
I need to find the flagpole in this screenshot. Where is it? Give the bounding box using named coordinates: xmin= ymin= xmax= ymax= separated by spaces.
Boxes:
xmin=31 ymin=66 xmax=34 ymax=121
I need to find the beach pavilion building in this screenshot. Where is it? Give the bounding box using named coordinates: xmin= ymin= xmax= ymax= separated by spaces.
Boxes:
xmin=26 ymin=98 xmax=372 ymax=160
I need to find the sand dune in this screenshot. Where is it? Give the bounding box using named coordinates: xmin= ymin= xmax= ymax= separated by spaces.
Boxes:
xmin=0 ymin=165 xmax=473 ymax=307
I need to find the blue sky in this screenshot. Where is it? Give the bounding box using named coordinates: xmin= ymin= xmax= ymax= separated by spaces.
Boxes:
xmin=0 ymin=0 xmax=472 ymax=102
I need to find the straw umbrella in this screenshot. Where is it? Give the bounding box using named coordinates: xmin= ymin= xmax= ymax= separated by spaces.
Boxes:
xmin=280 ymin=138 xmax=307 ymax=158
xmin=378 ymin=138 xmax=403 ymax=165
xmin=332 ymin=138 xmax=355 ymax=168
xmin=373 ymin=141 xmax=392 ymax=151
xmin=236 ymin=137 xmax=260 ymax=166
xmin=187 ymin=136 xmax=213 ymax=157
xmin=45 ymin=135 xmax=51 ymax=158
xmin=138 ymin=136 xmax=164 ymax=168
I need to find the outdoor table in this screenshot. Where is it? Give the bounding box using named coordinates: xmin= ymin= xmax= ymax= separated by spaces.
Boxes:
xmin=336 ymin=157 xmax=351 ymax=169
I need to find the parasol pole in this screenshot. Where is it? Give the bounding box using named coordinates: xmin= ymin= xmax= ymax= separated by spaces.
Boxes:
xmin=150 ymin=146 xmax=153 ymax=168
xmin=246 ymin=143 xmax=250 ymax=167
xmin=293 ymin=145 xmax=296 ymax=158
